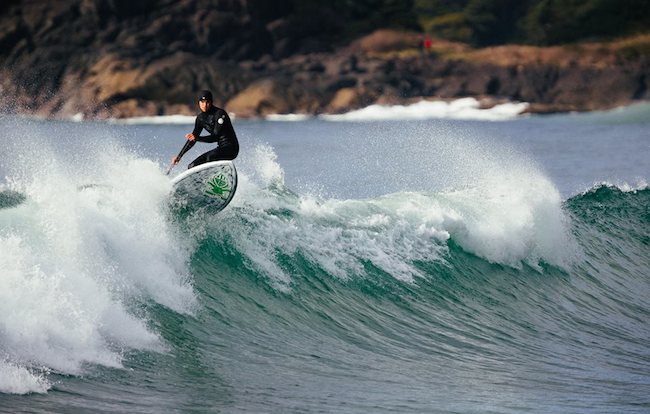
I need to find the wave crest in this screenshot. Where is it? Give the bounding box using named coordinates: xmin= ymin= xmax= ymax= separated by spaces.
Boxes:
xmin=199 ymin=145 xmax=575 ymax=291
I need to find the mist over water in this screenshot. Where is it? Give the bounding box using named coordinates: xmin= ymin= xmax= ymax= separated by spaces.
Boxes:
xmin=0 ymin=111 xmax=648 ymax=413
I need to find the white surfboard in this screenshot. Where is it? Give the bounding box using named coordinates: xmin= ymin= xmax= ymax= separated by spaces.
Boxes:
xmin=170 ymin=161 xmax=237 ymax=213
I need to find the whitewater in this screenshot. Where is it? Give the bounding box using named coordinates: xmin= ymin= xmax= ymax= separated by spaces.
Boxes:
xmin=0 ymin=104 xmax=648 ymax=413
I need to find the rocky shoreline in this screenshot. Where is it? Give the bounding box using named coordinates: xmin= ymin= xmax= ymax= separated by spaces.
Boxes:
xmin=222 ymin=37 xmax=650 ymax=119
xmin=0 ymin=1 xmax=648 ymax=120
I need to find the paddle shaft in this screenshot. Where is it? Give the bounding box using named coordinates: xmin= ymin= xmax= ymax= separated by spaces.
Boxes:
xmin=166 ymin=140 xmax=193 ymax=175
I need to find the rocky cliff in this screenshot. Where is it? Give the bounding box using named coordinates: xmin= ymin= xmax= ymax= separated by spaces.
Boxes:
xmin=1 ymin=0 xmax=648 ymax=119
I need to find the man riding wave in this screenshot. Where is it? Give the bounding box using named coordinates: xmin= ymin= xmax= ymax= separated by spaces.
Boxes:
xmin=171 ymin=90 xmax=239 ymax=169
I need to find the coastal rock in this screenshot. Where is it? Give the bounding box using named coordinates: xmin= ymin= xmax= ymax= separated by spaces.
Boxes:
xmin=1 ymin=1 xmax=648 ymax=119
xmin=327 ymin=88 xmax=361 ymax=113
xmin=226 ymin=79 xmax=290 ymax=117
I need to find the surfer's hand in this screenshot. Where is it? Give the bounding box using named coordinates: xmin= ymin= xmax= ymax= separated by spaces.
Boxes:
xmin=185 ymin=133 xmax=196 ymax=141
xmin=171 ymin=156 xmax=179 ymax=165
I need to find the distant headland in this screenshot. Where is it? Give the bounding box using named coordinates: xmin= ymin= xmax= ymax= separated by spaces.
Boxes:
xmin=1 ymin=0 xmax=648 ymax=120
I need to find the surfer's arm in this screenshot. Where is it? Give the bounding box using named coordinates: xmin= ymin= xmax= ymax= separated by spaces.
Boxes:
xmin=184 ymin=117 xmax=203 ymax=142
xmin=191 ymin=116 xmax=202 ymax=138
xmin=176 ymin=117 xmax=203 ymax=159
xmin=176 ymin=139 xmax=196 ymax=160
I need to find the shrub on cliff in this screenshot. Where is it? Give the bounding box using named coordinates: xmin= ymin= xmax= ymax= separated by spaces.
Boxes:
xmin=415 ymin=0 xmax=650 ymax=46
xmin=523 ymin=0 xmax=650 ymax=45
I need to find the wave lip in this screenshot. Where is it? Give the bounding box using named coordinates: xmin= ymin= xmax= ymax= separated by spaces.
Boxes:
xmin=441 ymin=177 xmax=574 ymax=269
xmin=578 ymin=179 xmax=649 ymax=196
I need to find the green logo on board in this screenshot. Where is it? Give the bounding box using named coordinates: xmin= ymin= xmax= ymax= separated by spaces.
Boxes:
xmin=205 ymin=174 xmax=231 ymax=199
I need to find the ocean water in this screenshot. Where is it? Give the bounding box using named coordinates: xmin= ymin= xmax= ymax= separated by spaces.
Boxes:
xmin=0 ymin=104 xmax=649 ymax=413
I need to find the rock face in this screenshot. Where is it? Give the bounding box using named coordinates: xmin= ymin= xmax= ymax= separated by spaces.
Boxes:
xmin=1 ymin=1 xmax=648 ymax=119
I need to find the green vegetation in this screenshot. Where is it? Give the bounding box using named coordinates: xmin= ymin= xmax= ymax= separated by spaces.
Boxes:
xmin=255 ymin=0 xmax=649 ymax=48
xmin=614 ymin=34 xmax=650 ymax=60
xmin=415 ymin=0 xmax=650 ymax=46
xmin=337 ymin=0 xmax=650 ymax=46
xmin=259 ymin=0 xmax=419 ymax=47
xmin=521 ymin=0 xmax=650 ymax=45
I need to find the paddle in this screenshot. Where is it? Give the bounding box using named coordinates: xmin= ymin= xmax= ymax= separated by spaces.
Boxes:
xmin=166 ymin=140 xmax=193 ymax=175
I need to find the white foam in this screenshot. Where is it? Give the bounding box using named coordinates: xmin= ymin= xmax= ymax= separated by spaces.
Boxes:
xmin=110 ymin=112 xmax=240 ymax=125
xmin=265 ymin=113 xmax=311 ymax=122
xmin=0 ymin=133 xmax=196 ymax=394
xmin=321 ymin=98 xmax=529 ymax=122
xmin=439 ymin=171 xmax=573 ymax=268
xmin=217 ymin=141 xmax=574 ymax=290
xmin=103 ymin=97 xmax=527 ymax=124
xmin=110 ymin=114 xmax=196 ymax=125
xmin=0 ymin=360 xmax=50 ymax=394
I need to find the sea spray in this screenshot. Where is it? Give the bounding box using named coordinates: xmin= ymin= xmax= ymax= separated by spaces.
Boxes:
xmin=0 ymin=360 xmax=50 ymax=394
xmin=438 ymin=162 xmax=575 ymax=268
xmin=0 ymin=125 xmax=195 ymax=394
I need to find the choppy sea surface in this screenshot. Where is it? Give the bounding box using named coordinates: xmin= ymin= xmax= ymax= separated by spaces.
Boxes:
xmin=0 ymin=103 xmax=649 ymax=413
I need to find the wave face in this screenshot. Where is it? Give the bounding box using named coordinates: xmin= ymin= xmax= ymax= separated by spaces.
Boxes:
xmin=0 ymin=120 xmax=648 ymax=413
xmin=156 ymin=165 xmax=648 ymax=413
xmin=180 ymin=179 xmax=648 ymax=413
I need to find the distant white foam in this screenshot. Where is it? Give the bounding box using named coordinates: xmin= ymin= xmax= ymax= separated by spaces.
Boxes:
xmin=265 ymin=113 xmax=311 ymax=122
xmin=106 ymin=98 xmax=527 ymax=124
xmin=110 ymin=114 xmax=196 ymax=125
xmin=321 ymin=98 xmax=529 ymax=122
xmin=111 ymin=112 xmax=243 ymax=125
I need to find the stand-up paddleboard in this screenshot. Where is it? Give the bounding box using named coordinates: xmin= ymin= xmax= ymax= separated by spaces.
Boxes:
xmin=170 ymin=161 xmax=237 ymax=214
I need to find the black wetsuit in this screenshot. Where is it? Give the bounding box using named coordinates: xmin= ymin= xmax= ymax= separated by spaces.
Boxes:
xmin=178 ymin=106 xmax=239 ymax=168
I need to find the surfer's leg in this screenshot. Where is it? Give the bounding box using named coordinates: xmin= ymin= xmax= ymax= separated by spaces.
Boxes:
xmin=205 ymin=145 xmax=238 ymax=162
xmin=188 ymin=146 xmax=238 ymax=169
xmin=188 ymin=151 xmax=210 ymax=169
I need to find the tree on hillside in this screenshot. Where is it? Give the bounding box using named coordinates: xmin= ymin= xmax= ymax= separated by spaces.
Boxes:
xmin=344 ymin=0 xmax=418 ymax=32
xmin=414 ymin=0 xmax=472 ymax=41
xmin=415 ymin=0 xmax=650 ymax=46
xmin=523 ymin=0 xmax=650 ymax=45
xmin=463 ymin=0 xmax=534 ymax=45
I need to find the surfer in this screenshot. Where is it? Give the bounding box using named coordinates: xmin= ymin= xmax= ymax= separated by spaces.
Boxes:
xmin=171 ymin=90 xmax=239 ymax=169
